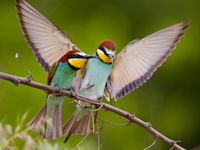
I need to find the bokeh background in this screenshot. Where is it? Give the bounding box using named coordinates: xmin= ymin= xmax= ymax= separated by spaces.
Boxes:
xmin=0 ymin=0 xmax=200 ymax=149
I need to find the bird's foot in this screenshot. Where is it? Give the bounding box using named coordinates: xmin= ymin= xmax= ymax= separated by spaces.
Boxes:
xmin=70 ymin=86 xmax=76 ymax=98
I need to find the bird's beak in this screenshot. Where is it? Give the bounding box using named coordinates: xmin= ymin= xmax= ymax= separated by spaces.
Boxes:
xmin=108 ymin=54 xmax=114 ymax=64
xmin=84 ymin=55 xmax=97 ymax=59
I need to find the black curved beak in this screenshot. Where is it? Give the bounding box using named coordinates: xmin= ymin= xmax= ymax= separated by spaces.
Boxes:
xmin=108 ymin=54 xmax=114 ymax=64
xmin=84 ymin=55 xmax=98 ymax=59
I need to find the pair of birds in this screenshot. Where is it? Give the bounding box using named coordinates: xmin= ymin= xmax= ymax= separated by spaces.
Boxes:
xmin=15 ymin=0 xmax=189 ymax=141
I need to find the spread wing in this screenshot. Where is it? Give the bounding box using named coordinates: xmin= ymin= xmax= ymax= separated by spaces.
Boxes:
xmin=15 ymin=0 xmax=79 ymax=72
xmin=106 ymin=20 xmax=189 ymax=101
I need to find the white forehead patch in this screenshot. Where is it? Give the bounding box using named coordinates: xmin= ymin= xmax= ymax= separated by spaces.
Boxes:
xmin=105 ymin=48 xmax=115 ymax=56
xmin=76 ymin=52 xmax=86 ymax=56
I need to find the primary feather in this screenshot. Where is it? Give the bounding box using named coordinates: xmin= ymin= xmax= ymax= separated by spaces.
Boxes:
xmin=15 ymin=0 xmax=79 ymax=72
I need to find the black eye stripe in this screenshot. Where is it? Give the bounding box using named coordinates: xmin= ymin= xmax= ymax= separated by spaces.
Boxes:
xmin=99 ymin=46 xmax=108 ymax=56
xmin=68 ymin=54 xmax=83 ymax=59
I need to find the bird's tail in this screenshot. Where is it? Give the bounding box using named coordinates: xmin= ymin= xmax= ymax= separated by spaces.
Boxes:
xmin=26 ymin=94 xmax=63 ymax=139
xmin=26 ymin=103 xmax=47 ymax=136
xmin=63 ymin=101 xmax=92 ymax=142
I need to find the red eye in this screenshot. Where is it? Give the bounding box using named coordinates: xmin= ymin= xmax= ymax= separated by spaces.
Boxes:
xmin=74 ymin=54 xmax=82 ymax=58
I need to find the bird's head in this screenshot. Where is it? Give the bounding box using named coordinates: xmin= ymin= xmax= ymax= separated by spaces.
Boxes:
xmin=59 ymin=50 xmax=96 ymax=70
xmin=96 ymin=40 xmax=116 ymax=64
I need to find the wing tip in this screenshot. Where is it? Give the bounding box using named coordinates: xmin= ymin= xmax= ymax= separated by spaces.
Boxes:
xmin=171 ymin=20 xmax=190 ymax=50
xmin=180 ymin=19 xmax=190 ymax=31
xmin=182 ymin=19 xmax=190 ymax=24
xmin=15 ymin=0 xmax=20 ymax=3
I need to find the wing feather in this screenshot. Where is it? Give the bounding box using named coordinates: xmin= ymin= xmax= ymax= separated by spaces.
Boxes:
xmin=107 ymin=20 xmax=189 ymax=100
xmin=15 ymin=0 xmax=79 ymax=72
xmin=47 ymin=62 xmax=59 ymax=85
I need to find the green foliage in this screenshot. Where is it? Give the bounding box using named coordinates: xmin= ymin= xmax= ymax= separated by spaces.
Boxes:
xmin=0 ymin=114 xmax=70 ymax=150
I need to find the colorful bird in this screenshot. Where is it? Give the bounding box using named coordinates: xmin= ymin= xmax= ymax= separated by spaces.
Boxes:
xmin=63 ymin=20 xmax=189 ymax=141
xmin=63 ymin=40 xmax=115 ymax=141
xmin=27 ymin=50 xmax=95 ymax=139
xmin=15 ymin=0 xmax=96 ymax=139
xmin=15 ymin=0 xmax=189 ymax=142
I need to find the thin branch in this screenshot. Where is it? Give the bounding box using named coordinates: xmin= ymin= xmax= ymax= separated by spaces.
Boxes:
xmin=99 ymin=118 xmax=131 ymax=126
xmin=143 ymin=136 xmax=158 ymax=150
xmin=75 ymin=134 xmax=89 ymax=149
xmin=72 ymin=99 xmax=103 ymax=112
xmin=0 ymin=72 xmax=186 ymax=150
xmin=15 ymin=53 xmax=35 ymax=81
xmin=96 ymin=121 xmax=101 ymax=150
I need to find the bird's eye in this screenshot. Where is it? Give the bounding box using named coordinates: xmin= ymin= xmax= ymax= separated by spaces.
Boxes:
xmin=73 ymin=54 xmax=82 ymax=58
xmin=75 ymin=54 xmax=79 ymax=57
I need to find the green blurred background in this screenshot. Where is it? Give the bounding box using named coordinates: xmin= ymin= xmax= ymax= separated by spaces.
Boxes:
xmin=0 ymin=0 xmax=200 ymax=149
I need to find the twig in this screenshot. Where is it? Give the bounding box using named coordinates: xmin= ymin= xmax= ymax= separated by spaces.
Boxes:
xmin=92 ymin=110 xmax=95 ymax=134
xmin=99 ymin=118 xmax=131 ymax=126
xmin=96 ymin=119 xmax=101 ymax=150
xmin=169 ymin=140 xmax=181 ymax=150
xmin=143 ymin=136 xmax=158 ymax=150
xmin=72 ymin=99 xmax=103 ymax=112
xmin=75 ymin=134 xmax=90 ymax=149
xmin=15 ymin=53 xmax=35 ymax=81
xmin=0 ymin=72 xmax=186 ymax=150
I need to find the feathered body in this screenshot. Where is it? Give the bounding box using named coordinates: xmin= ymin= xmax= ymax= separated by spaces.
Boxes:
xmin=27 ymin=53 xmax=78 ymax=139
xmin=49 ymin=62 xmax=76 ymax=89
xmin=79 ymin=53 xmax=112 ymax=99
xmin=63 ymin=41 xmax=115 ymax=140
xmin=15 ymin=0 xmax=96 ymax=139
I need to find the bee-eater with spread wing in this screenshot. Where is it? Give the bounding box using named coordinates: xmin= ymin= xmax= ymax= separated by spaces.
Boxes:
xmin=15 ymin=0 xmax=96 ymax=139
xmin=63 ymin=41 xmax=116 ymax=141
xmin=63 ymin=20 xmax=189 ymax=141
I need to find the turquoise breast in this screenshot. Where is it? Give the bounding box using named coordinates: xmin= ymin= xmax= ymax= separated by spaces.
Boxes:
xmin=80 ymin=57 xmax=112 ymax=100
xmin=50 ymin=62 xmax=76 ymax=90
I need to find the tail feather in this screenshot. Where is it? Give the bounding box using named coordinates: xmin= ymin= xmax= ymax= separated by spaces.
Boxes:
xmin=72 ymin=113 xmax=91 ymax=134
xmin=63 ymin=110 xmax=92 ymax=142
xmin=27 ymin=102 xmax=63 ymax=139
xmin=26 ymin=103 xmax=47 ymax=136
xmin=63 ymin=112 xmax=77 ymax=135
xmin=45 ymin=104 xmax=63 ymax=139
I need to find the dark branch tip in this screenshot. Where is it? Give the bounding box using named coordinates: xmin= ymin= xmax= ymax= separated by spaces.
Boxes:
xmin=132 ymin=113 xmax=136 ymax=118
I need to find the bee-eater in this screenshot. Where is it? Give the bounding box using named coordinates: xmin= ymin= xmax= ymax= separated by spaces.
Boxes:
xmin=15 ymin=0 xmax=96 ymax=139
xmin=27 ymin=50 xmax=95 ymax=139
xmin=63 ymin=41 xmax=116 ymax=141
xmin=63 ymin=20 xmax=189 ymax=140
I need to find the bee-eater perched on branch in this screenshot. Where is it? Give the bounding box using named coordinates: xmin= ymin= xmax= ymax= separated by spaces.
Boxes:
xmin=15 ymin=0 xmax=96 ymax=139
xmin=27 ymin=50 xmax=95 ymax=139
xmin=63 ymin=20 xmax=189 ymax=141
xmin=15 ymin=0 xmax=189 ymax=142
xmin=63 ymin=40 xmax=116 ymax=141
